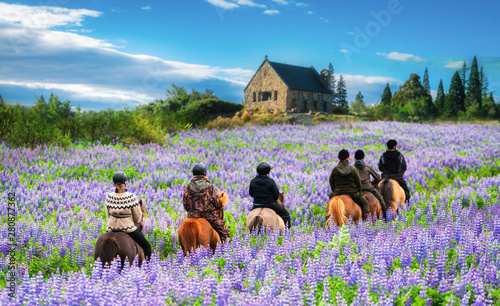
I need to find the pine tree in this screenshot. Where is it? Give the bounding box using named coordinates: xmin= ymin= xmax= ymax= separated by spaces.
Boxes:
xmin=459 ymin=61 xmax=468 ymax=87
xmin=465 ymin=56 xmax=482 ymax=109
xmin=434 ymin=79 xmax=445 ymax=115
xmin=381 ymin=83 xmax=392 ymax=106
xmin=423 ymin=67 xmax=431 ymax=99
xmin=480 ymin=65 xmax=489 ymax=97
xmin=444 ymin=71 xmax=465 ymax=117
xmin=336 ymin=75 xmax=348 ymax=108
xmin=328 ymin=63 xmax=337 ymax=105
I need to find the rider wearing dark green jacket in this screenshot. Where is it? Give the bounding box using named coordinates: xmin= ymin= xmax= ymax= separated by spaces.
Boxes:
xmin=329 ymin=149 xmax=370 ymax=220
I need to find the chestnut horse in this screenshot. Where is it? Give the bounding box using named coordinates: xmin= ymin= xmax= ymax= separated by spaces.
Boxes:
xmin=94 ymin=199 xmax=146 ymax=268
xmin=325 ymin=191 xmax=382 ymax=227
xmin=246 ymin=192 xmax=285 ymax=235
xmin=378 ymin=178 xmax=406 ymax=215
xmin=178 ymin=192 xmax=228 ymax=256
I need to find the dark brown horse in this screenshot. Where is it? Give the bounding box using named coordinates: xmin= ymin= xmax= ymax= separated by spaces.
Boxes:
xmin=246 ymin=192 xmax=285 ymax=235
xmin=325 ymin=192 xmax=382 ymax=227
xmin=378 ymin=178 xmax=405 ymax=215
xmin=178 ymin=192 xmax=228 ymax=256
xmin=94 ymin=199 xmax=146 ymax=267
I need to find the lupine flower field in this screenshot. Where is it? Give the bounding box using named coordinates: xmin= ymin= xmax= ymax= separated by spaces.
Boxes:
xmin=1 ymin=121 xmax=500 ymax=305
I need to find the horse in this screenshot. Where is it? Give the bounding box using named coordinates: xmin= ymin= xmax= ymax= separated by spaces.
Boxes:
xmin=246 ymin=192 xmax=286 ymax=235
xmin=178 ymin=192 xmax=228 ymax=256
xmin=378 ymin=178 xmax=406 ymax=215
xmin=94 ymin=199 xmax=146 ymax=268
xmin=325 ymin=191 xmax=382 ymax=227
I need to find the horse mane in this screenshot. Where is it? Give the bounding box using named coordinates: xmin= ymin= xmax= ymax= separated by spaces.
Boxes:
xmin=248 ymin=215 xmax=264 ymax=235
xmin=277 ymin=191 xmax=285 ymax=207
xmin=220 ymin=192 xmax=229 ymax=207
xmin=179 ymin=219 xmax=201 ymax=255
xmin=379 ymin=179 xmax=395 ymax=211
xmin=329 ymin=197 xmax=347 ymax=226
xmin=98 ymin=237 xmax=119 ymax=266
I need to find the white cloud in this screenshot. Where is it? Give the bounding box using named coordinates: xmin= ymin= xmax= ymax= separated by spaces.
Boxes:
xmin=0 ymin=2 xmax=101 ymax=28
xmin=347 ymin=31 xmax=355 ymax=35
xmin=296 ymin=3 xmax=307 ymax=7
xmin=376 ymin=51 xmax=425 ymax=62
xmin=305 ymin=10 xmax=313 ymax=15
xmin=341 ymin=74 xmax=401 ymax=86
xmin=0 ymin=2 xmax=253 ymax=108
xmin=235 ymin=0 xmax=266 ymax=7
xmin=204 ymin=0 xmax=265 ymax=9
xmin=272 ymin=0 xmax=288 ymax=4
xmin=339 ymin=49 xmax=349 ymax=53
xmin=263 ymin=9 xmax=280 ymax=15
xmin=445 ymin=59 xmax=466 ymax=69
xmin=141 ymin=5 xmax=152 ymax=10
xmin=320 ymin=17 xmax=329 ymax=23
xmin=205 ymin=0 xmax=239 ymax=9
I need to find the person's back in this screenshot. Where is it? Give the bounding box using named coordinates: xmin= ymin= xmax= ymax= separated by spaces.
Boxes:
xmin=183 ymin=163 xmax=230 ymax=242
xmin=249 ymin=162 xmax=291 ymax=228
xmin=329 ymin=149 xmax=370 ymax=220
xmin=105 ymin=172 xmax=152 ymax=260
xmin=353 ymin=149 xmax=387 ymax=211
xmin=378 ymin=139 xmax=411 ymax=201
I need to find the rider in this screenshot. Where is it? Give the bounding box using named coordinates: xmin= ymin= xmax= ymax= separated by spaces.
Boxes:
xmin=353 ymin=149 xmax=387 ymax=212
xmin=329 ymin=149 xmax=370 ymax=221
xmin=182 ymin=163 xmax=230 ymax=242
xmin=378 ymin=139 xmax=411 ymax=201
xmin=249 ymin=162 xmax=291 ymax=229
xmin=105 ymin=172 xmax=152 ymax=260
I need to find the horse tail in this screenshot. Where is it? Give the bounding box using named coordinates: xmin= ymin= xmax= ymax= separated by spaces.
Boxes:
xmin=99 ymin=237 xmax=119 ymax=266
xmin=179 ymin=220 xmax=199 ymax=255
xmin=380 ymin=179 xmax=396 ymax=212
xmin=248 ymin=215 xmax=264 ymax=235
xmin=330 ymin=197 xmax=347 ymax=226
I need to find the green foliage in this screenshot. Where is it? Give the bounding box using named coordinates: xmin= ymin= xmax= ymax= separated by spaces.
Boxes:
xmin=0 ymin=85 xmax=243 ymax=147
xmin=335 ymin=75 xmax=348 ymax=108
xmin=444 ymin=71 xmax=466 ymax=117
xmin=381 ymin=83 xmax=392 ymax=106
xmin=434 ymin=79 xmax=445 ymax=116
xmin=349 ymin=91 xmax=367 ymax=115
xmin=391 ymin=73 xmax=434 ymax=119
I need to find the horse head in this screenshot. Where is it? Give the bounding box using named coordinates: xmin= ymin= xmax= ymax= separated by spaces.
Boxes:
xmin=277 ymin=191 xmax=285 ymax=207
xmin=219 ymin=191 xmax=229 ymax=207
xmin=136 ymin=199 xmax=146 ymax=232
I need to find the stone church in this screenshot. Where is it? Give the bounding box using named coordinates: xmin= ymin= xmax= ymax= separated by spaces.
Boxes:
xmin=244 ymin=56 xmax=334 ymax=113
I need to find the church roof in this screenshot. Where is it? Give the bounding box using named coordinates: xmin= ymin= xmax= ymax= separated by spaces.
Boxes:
xmin=267 ymin=60 xmax=332 ymax=94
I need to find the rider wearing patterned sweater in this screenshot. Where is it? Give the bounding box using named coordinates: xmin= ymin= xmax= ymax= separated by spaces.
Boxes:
xmin=105 ymin=172 xmax=152 ymax=260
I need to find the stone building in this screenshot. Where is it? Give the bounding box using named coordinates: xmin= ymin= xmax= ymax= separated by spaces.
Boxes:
xmin=244 ymin=57 xmax=334 ymax=113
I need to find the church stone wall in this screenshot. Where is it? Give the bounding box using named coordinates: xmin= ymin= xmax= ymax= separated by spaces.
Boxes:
xmin=244 ymin=61 xmax=288 ymax=112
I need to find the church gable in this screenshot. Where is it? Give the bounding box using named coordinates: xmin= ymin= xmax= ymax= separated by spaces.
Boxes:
xmin=244 ymin=57 xmax=334 ymax=113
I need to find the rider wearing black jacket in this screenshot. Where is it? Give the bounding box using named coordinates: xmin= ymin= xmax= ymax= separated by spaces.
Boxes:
xmin=249 ymin=162 xmax=291 ymax=228
xmin=378 ymin=139 xmax=411 ymax=201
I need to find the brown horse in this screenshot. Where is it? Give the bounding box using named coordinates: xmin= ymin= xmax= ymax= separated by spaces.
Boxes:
xmin=325 ymin=192 xmax=382 ymax=227
xmin=246 ymin=192 xmax=285 ymax=235
xmin=378 ymin=178 xmax=406 ymax=215
xmin=178 ymin=192 xmax=228 ymax=256
xmin=94 ymin=199 xmax=146 ymax=268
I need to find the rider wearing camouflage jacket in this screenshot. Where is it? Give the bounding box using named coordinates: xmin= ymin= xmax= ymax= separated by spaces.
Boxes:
xmin=182 ymin=164 xmax=230 ymax=242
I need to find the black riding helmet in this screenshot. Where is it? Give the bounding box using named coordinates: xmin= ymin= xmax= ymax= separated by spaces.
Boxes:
xmin=256 ymin=162 xmax=272 ymax=175
xmin=113 ymin=172 xmax=128 ymax=184
xmin=192 ymin=163 xmax=207 ymax=176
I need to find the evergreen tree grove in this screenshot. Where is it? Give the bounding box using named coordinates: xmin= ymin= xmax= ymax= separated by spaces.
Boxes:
xmin=336 ymin=75 xmax=348 ymax=108
xmin=465 ymin=56 xmax=482 ymax=109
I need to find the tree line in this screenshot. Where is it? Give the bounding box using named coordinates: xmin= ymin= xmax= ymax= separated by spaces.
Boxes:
xmin=0 ymin=85 xmax=243 ymax=148
xmin=349 ymin=56 xmax=499 ymax=121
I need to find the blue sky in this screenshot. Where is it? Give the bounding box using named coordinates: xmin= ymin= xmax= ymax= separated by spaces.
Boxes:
xmin=1 ymin=0 xmax=499 ymax=109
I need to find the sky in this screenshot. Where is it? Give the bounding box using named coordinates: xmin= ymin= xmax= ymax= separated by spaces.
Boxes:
xmin=1 ymin=0 xmax=499 ymax=110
